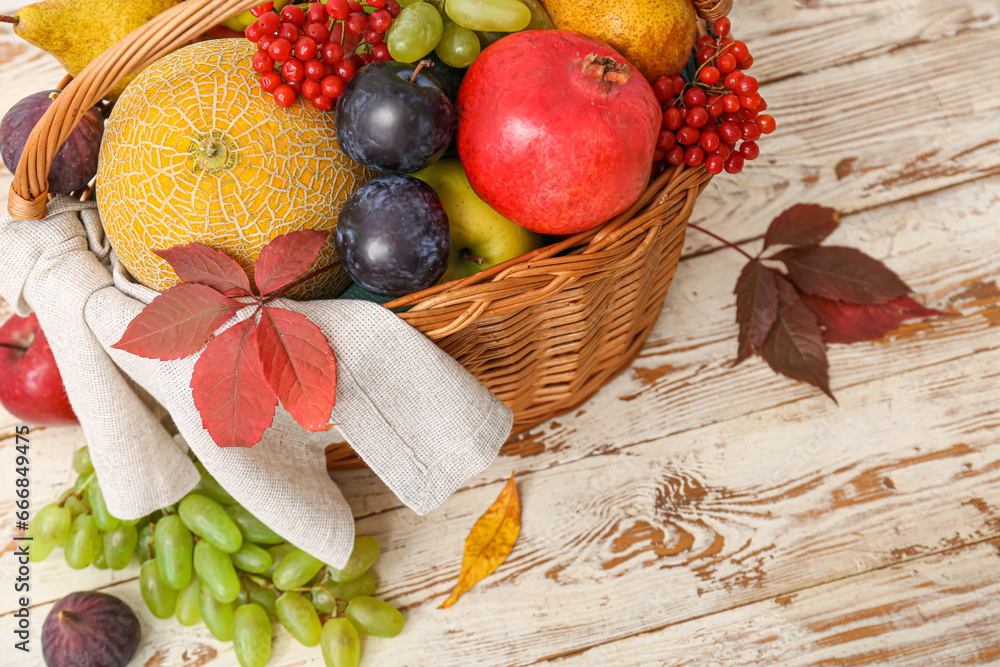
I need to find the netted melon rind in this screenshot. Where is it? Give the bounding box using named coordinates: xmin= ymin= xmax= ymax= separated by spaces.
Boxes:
xmin=97 ymin=39 xmax=375 ymax=299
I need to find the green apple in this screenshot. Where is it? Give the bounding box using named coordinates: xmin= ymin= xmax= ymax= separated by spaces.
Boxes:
xmin=220 ymin=0 xmax=293 ymax=31
xmin=412 ymin=158 xmax=544 ymax=284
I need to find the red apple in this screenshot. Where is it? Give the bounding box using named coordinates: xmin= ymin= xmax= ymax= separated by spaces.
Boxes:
xmin=457 ymin=29 xmax=662 ymax=236
xmin=0 ymin=314 xmax=78 ymax=425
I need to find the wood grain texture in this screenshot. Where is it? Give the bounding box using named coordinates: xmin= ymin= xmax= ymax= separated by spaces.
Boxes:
xmin=546 ymin=538 xmax=1000 ymax=666
xmin=2 ymin=0 xmax=1000 ymax=665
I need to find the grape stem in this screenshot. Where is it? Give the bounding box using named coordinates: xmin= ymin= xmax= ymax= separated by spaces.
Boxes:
xmin=686 ymin=223 xmax=755 ymax=260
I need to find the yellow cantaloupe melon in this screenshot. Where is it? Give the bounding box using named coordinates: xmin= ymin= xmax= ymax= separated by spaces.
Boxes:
xmin=97 ymin=39 xmax=374 ymax=298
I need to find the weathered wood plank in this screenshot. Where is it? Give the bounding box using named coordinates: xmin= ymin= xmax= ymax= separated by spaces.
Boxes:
xmin=733 ymin=0 xmax=1000 ymax=84
xmin=682 ymin=18 xmax=1000 ymax=256
xmin=10 ymin=347 xmax=1000 ymax=663
xmin=335 ymin=174 xmax=1000 ymax=519
xmin=547 ymin=538 xmax=1000 ymax=666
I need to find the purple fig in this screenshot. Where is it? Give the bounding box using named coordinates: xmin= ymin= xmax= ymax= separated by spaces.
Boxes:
xmin=42 ymin=591 xmax=141 ymax=667
xmin=0 ymin=90 xmax=104 ymax=194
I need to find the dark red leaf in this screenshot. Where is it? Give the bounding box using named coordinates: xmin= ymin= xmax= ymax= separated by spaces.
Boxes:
xmin=763 ymin=204 xmax=840 ymax=249
xmin=254 ymin=229 xmax=329 ymax=296
xmin=112 ymin=284 xmax=241 ymax=360
xmin=773 ymin=246 xmax=911 ymax=305
xmin=256 ymin=306 xmax=337 ymax=431
xmin=191 ymin=317 xmax=277 ymax=448
xmin=155 ymin=243 xmax=253 ymax=297
xmin=760 ymin=276 xmax=835 ymax=400
xmin=734 ymin=259 xmax=779 ymax=363
xmin=800 ymin=294 xmax=950 ymax=344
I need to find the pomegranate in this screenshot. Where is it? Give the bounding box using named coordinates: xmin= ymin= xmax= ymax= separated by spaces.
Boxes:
xmin=457 ymin=30 xmax=662 ymax=236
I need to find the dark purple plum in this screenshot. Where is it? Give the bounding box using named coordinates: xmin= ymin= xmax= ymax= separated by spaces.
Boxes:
xmin=0 ymin=90 xmax=104 ymax=194
xmin=336 ymin=175 xmax=450 ymax=297
xmin=334 ymin=61 xmax=457 ymax=174
xmin=42 ymin=591 xmax=141 ymax=667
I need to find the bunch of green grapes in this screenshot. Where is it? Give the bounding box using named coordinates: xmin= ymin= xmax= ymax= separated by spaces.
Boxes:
xmin=386 ymin=0 xmax=552 ymax=68
xmin=26 ymin=446 xmax=404 ymax=667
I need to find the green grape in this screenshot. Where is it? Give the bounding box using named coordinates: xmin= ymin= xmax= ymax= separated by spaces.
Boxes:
xmin=239 ymin=579 xmax=279 ymax=618
xmin=176 ymin=575 xmax=202 ymax=626
xmin=72 ymin=446 xmax=94 ymax=476
xmin=103 ymin=523 xmax=137 ymax=570
xmin=331 ymin=573 xmax=378 ymax=604
xmin=87 ymin=479 xmax=120 ymax=532
xmin=518 ymin=0 xmax=553 ymax=29
xmin=63 ymin=495 xmax=88 ymax=519
xmin=192 ymin=462 xmax=236 ymax=505
xmin=194 ymin=540 xmax=241 ymax=603
xmin=179 ymin=494 xmax=242 ymax=553
xmin=233 ymin=603 xmax=272 ymax=667
xmin=264 ymin=543 xmax=296 ymax=579
xmin=140 ymin=560 xmax=178 ymax=619
xmin=227 ymin=505 xmax=284 ymax=545
xmin=435 ymin=22 xmax=480 ymax=68
xmin=26 ymin=503 xmax=71 ymax=562
xmin=70 ymin=473 xmax=91 ymax=496
xmin=121 ymin=515 xmax=142 ymax=526
xmin=445 ymin=0 xmax=530 ymax=31
xmin=345 ymin=597 xmax=405 ymax=638
xmin=396 ymin=0 xmax=425 ymax=6
xmin=276 ymin=591 xmax=322 ymax=647
xmin=231 ymin=542 xmax=272 ymax=574
xmin=154 ymin=514 xmax=194 ymax=590
xmin=199 ymin=585 xmax=235 ymax=642
xmin=273 ymin=548 xmax=324 ymax=591
xmin=387 ymin=2 xmax=444 ymax=63
xmin=327 ymin=536 xmax=380 ymax=583
xmin=64 ymin=513 xmax=101 ymax=569
xmin=93 ymin=541 xmax=108 ymax=569
xmin=136 ymin=523 xmax=155 ymax=563
xmin=321 ymin=618 xmax=361 ymax=667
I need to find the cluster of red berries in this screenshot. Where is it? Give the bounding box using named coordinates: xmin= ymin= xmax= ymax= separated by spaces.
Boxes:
xmin=244 ymin=0 xmax=401 ymax=109
xmin=652 ymin=17 xmax=776 ymax=176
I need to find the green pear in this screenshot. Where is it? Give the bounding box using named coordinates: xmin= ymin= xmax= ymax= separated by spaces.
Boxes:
xmin=3 ymin=0 xmax=181 ymax=99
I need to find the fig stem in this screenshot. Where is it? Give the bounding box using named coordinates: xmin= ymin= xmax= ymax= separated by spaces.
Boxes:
xmin=410 ymin=59 xmax=433 ymax=82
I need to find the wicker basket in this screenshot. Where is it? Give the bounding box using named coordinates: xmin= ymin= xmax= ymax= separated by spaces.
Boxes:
xmin=7 ymin=0 xmax=731 ymax=467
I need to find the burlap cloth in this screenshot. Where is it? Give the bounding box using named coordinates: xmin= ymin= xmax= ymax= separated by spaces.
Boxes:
xmin=0 ymin=196 xmax=513 ymax=567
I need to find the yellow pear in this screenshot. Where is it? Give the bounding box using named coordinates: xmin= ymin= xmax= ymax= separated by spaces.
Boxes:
xmin=539 ymin=0 xmax=698 ymax=82
xmin=4 ymin=0 xmax=181 ymax=99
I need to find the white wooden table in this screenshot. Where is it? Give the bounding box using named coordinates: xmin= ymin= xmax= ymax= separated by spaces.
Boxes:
xmin=2 ymin=0 xmax=1000 ymax=664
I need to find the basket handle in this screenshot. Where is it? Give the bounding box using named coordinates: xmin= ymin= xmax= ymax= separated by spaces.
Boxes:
xmin=693 ymin=0 xmax=732 ymax=22
xmin=7 ymin=0 xmax=261 ymax=220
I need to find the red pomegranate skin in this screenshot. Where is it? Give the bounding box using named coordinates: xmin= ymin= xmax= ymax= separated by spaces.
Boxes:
xmin=457 ymin=30 xmax=662 ymax=235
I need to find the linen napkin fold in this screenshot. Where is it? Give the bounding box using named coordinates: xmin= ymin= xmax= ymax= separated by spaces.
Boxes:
xmin=0 ymin=196 xmax=513 ymax=567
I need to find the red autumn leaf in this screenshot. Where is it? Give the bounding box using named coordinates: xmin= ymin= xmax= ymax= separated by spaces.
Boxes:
xmin=254 ymin=229 xmax=329 ymax=296
xmin=760 ymin=276 xmax=834 ymax=400
xmin=191 ymin=317 xmax=278 ymax=448
xmin=773 ymin=246 xmax=911 ymax=305
xmin=113 ymin=284 xmax=241 ymax=360
xmin=734 ymin=259 xmax=779 ymax=363
xmin=256 ymin=306 xmax=337 ymax=431
xmin=800 ymin=294 xmax=950 ymax=345
xmin=155 ymin=243 xmax=253 ymax=297
xmin=763 ymin=204 xmax=840 ymax=250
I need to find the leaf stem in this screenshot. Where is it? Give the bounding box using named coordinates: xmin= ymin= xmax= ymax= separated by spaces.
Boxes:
xmin=687 ymin=222 xmax=756 ymax=261
xmin=261 ymin=262 xmax=341 ymax=303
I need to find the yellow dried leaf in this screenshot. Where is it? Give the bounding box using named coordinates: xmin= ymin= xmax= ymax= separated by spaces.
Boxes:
xmin=439 ymin=472 xmax=521 ymax=609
